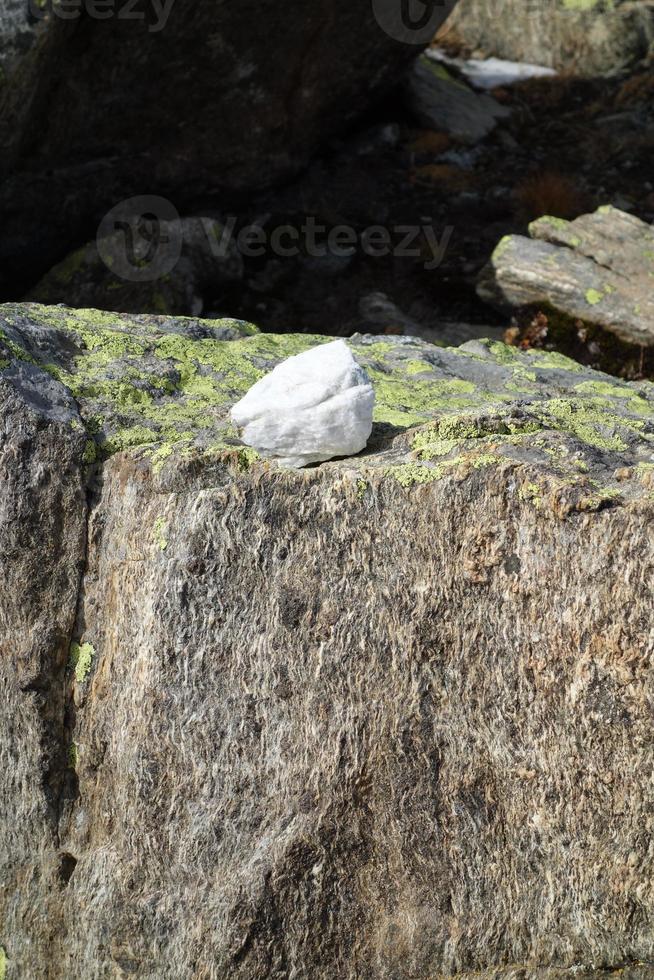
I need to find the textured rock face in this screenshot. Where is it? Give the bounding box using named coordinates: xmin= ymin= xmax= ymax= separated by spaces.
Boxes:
xmin=0 ymin=360 xmax=87 ymax=977
xmin=1 ymin=303 xmax=654 ymax=978
xmin=443 ymin=0 xmax=654 ymax=74
xmin=0 ymin=0 xmax=457 ymax=298
xmin=478 ymin=207 xmax=654 ymax=376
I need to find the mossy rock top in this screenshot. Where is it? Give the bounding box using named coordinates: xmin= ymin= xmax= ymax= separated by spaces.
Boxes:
xmin=1 ymin=303 xmax=653 ymax=509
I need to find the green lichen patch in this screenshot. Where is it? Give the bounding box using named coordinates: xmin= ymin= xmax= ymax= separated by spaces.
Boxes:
xmin=82 ymin=439 xmax=97 ymax=465
xmin=411 ymin=412 xmax=541 ymax=460
xmin=1 ymin=304 xmax=652 ymax=503
xmin=69 ymin=642 xmax=95 ymax=684
xmin=0 ymin=945 xmax=5 ymax=980
xmin=388 ymin=450 xmax=503 ymax=487
xmin=518 ymin=482 xmax=543 ymax=505
xmin=153 ymin=517 xmax=169 ymax=552
xmin=534 ymin=397 xmax=645 ymax=452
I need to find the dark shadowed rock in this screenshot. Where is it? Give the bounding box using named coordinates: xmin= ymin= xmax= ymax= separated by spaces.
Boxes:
xmin=27 ymin=215 xmax=244 ymax=316
xmin=0 ymin=0 xmax=458 ymax=298
xmin=1 ymin=303 xmax=653 ymax=977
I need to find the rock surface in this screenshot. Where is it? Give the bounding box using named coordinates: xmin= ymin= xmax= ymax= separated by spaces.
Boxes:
xmin=0 ymin=1 xmax=457 ymax=299
xmin=443 ymin=0 xmax=654 ymax=75
xmin=478 ymin=206 xmax=654 ymax=372
xmin=406 ymin=55 xmax=511 ymax=143
xmin=1 ymin=303 xmax=654 ymax=978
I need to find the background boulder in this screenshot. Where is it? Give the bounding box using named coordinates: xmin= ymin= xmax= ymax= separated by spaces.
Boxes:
xmin=0 ymin=0 xmax=457 ymax=299
xmin=442 ymin=0 xmax=654 ymax=74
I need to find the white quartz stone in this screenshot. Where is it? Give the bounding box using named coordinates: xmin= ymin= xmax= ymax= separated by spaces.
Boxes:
xmin=231 ymin=339 xmax=375 ymax=469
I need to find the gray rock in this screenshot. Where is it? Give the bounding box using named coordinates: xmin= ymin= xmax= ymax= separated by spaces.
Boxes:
xmin=477 ymin=206 xmax=654 ymax=348
xmin=405 ymin=55 xmax=511 ymax=144
xmin=1 ymin=302 xmax=654 ymax=978
xmin=444 ymin=0 xmax=654 ymax=75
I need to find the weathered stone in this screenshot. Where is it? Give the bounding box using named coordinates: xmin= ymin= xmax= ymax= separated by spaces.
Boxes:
xmin=1 ymin=303 xmax=653 ymax=978
xmin=405 ymin=55 xmax=511 ymax=143
xmin=443 ymin=0 xmax=654 ymax=75
xmin=477 ymin=206 xmax=654 ymax=351
xmin=0 ymin=355 xmax=87 ymax=978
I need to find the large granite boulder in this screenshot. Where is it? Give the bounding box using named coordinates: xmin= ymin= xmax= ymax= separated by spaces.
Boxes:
xmin=1 ymin=303 xmax=653 ymax=978
xmin=0 ymin=1 xmax=457 ymax=300
xmin=443 ymin=0 xmax=654 ymax=75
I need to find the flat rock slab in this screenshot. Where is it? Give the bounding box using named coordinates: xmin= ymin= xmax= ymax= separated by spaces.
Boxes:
xmin=478 ymin=206 xmax=654 ymax=348
xmin=406 ymin=55 xmax=511 ymax=144
xmin=1 ymin=303 xmax=653 ymax=978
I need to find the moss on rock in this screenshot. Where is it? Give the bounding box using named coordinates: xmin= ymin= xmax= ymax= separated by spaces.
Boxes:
xmin=0 ymin=303 xmax=652 ymax=508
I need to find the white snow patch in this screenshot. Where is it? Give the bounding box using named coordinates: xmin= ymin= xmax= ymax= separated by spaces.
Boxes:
xmin=427 ymin=48 xmax=557 ymax=91
xmin=231 ymin=339 xmax=375 ymax=469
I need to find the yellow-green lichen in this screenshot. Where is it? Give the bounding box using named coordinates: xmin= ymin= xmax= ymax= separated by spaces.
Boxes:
xmin=411 ymin=414 xmax=541 ymax=460
xmin=535 ymin=398 xmax=644 ymax=452
xmin=518 ymin=482 xmax=543 ymax=505
xmin=371 ymin=374 xmax=479 ymax=429
xmin=153 ymin=517 xmax=168 ymax=552
xmin=69 ymin=642 xmax=95 ymax=683
xmin=235 ymin=446 xmax=260 ymax=471
xmin=404 ymin=359 xmax=434 ymax=376
xmin=389 ymin=463 xmax=442 ymax=487
xmin=0 ymin=945 xmax=6 ymax=980
xmin=68 ymin=743 xmax=79 ymax=769
xmin=574 ymin=380 xmax=653 ymax=417
xmin=82 ymin=440 xmax=97 ymax=465
xmin=389 ymin=451 xmax=503 ymax=487
xmin=577 ymin=486 xmax=623 ymax=511
xmin=529 ymin=350 xmax=584 ymax=373
xmin=148 ymin=443 xmax=175 ymax=474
